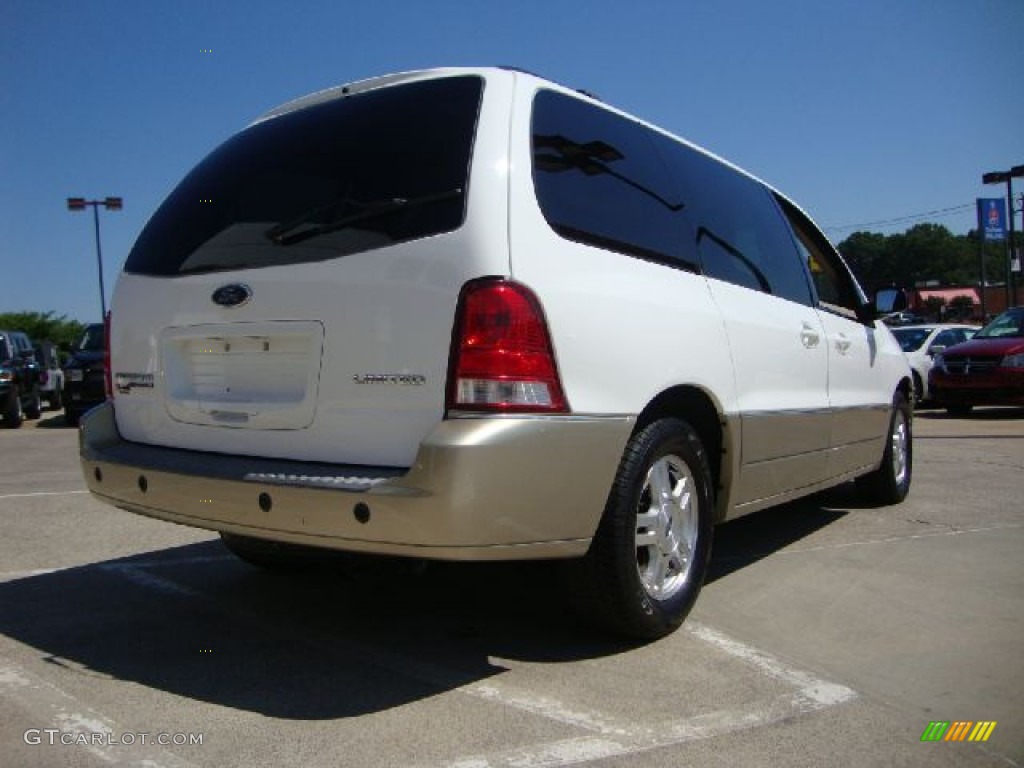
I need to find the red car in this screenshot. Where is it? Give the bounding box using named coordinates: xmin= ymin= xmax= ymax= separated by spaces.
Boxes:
xmin=929 ymin=306 xmax=1024 ymax=415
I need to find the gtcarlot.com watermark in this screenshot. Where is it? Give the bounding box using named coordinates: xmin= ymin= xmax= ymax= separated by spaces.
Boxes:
xmin=24 ymin=728 xmax=203 ymax=747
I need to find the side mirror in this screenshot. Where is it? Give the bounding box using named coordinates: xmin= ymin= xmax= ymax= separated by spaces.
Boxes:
xmin=874 ymin=287 xmax=909 ymax=315
xmin=928 ymin=344 xmax=946 ymax=357
xmin=856 ymin=302 xmax=878 ymax=325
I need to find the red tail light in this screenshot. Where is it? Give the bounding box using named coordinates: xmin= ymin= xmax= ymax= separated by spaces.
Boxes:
xmin=103 ymin=311 xmax=112 ymax=399
xmin=447 ymin=279 xmax=569 ymax=414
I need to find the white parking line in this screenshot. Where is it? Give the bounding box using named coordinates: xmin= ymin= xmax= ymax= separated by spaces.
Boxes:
xmin=0 ymin=555 xmax=231 ymax=585
xmin=0 ymin=490 xmax=88 ymax=500
xmin=103 ymin=559 xmax=857 ymax=768
xmin=0 ymin=568 xmax=63 ymax=584
xmin=689 ymin=623 xmax=855 ymax=708
xmin=3 ymin=555 xmax=859 ymax=767
xmin=778 ymin=522 xmax=1023 ymax=555
xmin=430 ymin=623 xmax=856 ymax=768
xmin=0 ymin=660 xmax=198 ymax=768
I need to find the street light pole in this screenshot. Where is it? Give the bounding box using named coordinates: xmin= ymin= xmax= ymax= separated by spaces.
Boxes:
xmin=982 ymin=166 xmax=1024 ymax=309
xmin=67 ymin=196 xmax=122 ymax=319
xmin=91 ymin=203 xmax=107 ymax=318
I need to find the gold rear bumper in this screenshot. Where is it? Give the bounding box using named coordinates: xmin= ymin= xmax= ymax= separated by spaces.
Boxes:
xmin=80 ymin=403 xmax=633 ymax=560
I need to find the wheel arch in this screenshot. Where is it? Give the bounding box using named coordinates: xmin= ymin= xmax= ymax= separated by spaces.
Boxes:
xmin=897 ymin=376 xmax=914 ymax=409
xmin=910 ymin=370 xmax=924 ymax=402
xmin=633 ymin=385 xmax=733 ymax=524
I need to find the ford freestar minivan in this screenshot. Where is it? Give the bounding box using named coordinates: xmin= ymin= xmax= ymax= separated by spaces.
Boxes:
xmin=81 ymin=67 xmax=913 ymax=639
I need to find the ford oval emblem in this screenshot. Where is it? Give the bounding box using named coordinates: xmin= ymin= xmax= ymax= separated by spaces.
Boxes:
xmin=211 ymin=283 xmax=252 ymax=308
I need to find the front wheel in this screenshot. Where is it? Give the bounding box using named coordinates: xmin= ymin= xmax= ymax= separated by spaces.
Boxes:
xmin=911 ymin=372 xmax=924 ymax=405
xmin=857 ymin=390 xmax=912 ymax=505
xmin=570 ymin=418 xmax=714 ymax=640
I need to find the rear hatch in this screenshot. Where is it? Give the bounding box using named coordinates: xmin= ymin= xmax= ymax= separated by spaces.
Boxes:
xmin=111 ymin=71 xmax=507 ymax=467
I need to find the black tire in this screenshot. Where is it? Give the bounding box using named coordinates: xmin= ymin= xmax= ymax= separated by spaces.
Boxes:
xmin=24 ymin=388 xmax=42 ymax=420
xmin=47 ymin=389 xmax=62 ymax=410
xmin=64 ymin=409 xmax=79 ymax=427
xmin=857 ymin=390 xmax=913 ymax=505
xmin=946 ymin=404 xmax=972 ymax=417
xmin=569 ymin=418 xmax=714 ymax=640
xmin=3 ymin=389 xmax=24 ymax=428
xmin=220 ymin=532 xmax=428 ymax=581
xmin=220 ymin=532 xmax=324 ymax=570
xmin=911 ymin=372 xmax=924 ymax=405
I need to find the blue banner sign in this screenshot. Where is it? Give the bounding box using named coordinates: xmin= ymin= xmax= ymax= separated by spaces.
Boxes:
xmin=977 ymin=197 xmax=1007 ymax=241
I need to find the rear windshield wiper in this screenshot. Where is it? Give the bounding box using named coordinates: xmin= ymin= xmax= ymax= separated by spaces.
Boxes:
xmin=265 ymin=188 xmax=463 ymax=246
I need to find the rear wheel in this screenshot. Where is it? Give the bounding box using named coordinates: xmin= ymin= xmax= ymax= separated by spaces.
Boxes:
xmin=220 ymin=532 xmax=429 ymax=581
xmin=220 ymin=532 xmax=323 ymax=569
xmin=3 ymin=389 xmax=24 ymax=428
xmin=25 ymin=388 xmax=42 ymax=420
xmin=857 ymin=390 xmax=912 ymax=505
xmin=570 ymin=418 xmax=713 ymax=640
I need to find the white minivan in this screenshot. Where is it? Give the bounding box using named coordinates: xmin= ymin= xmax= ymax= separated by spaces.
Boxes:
xmin=81 ymin=67 xmax=913 ymax=639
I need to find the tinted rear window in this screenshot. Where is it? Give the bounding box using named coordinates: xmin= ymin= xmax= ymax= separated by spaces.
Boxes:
xmin=531 ymin=90 xmax=695 ymax=270
xmin=125 ymin=76 xmax=483 ymax=276
xmin=531 ymin=89 xmax=813 ymax=306
xmin=652 ymin=136 xmax=813 ymax=306
xmin=78 ymin=324 xmax=105 ymax=352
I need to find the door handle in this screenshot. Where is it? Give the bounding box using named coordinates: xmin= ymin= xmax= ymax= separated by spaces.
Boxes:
xmin=800 ymin=322 xmax=820 ymax=348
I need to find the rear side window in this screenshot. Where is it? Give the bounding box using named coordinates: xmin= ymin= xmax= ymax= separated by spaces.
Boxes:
xmin=125 ymin=76 xmax=483 ymax=276
xmin=531 ymin=90 xmax=695 ymax=270
xmin=650 ymin=135 xmax=812 ymax=306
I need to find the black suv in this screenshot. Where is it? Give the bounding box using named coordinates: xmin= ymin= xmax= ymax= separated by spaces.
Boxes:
xmin=62 ymin=323 xmax=106 ymax=426
xmin=0 ymin=330 xmax=43 ymax=428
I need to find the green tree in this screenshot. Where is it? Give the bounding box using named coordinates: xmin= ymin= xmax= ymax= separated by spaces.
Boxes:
xmin=947 ymin=294 xmax=975 ymax=321
xmin=0 ymin=311 xmax=86 ymax=355
xmin=967 ymin=229 xmax=1018 ymax=288
xmin=922 ymin=295 xmax=946 ymax=320
xmin=838 ymin=224 xmax=1008 ymax=291
xmin=838 ymin=231 xmax=891 ymax=287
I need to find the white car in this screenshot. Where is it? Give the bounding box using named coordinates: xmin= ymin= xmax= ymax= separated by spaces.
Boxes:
xmin=34 ymin=340 xmax=64 ymax=410
xmin=890 ymin=324 xmax=977 ymax=403
xmin=80 ymin=67 xmax=913 ymax=639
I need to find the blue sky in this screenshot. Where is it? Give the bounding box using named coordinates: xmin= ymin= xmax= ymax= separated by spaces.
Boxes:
xmin=2 ymin=0 xmax=1022 ymax=323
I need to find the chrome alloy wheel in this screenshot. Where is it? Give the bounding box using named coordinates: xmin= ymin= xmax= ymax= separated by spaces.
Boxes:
xmin=635 ymin=454 xmax=698 ymax=600
xmin=891 ymin=410 xmax=909 ymax=487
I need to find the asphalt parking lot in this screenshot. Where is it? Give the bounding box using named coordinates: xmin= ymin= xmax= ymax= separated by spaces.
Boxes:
xmin=1 ymin=407 xmax=1022 ymax=767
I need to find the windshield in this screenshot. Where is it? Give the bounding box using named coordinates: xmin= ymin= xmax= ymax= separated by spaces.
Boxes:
xmin=890 ymin=327 xmax=934 ymax=353
xmin=975 ymin=308 xmax=1024 ymax=339
xmin=124 ymin=76 xmax=482 ymax=276
xmin=77 ymin=324 xmax=105 ymax=352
